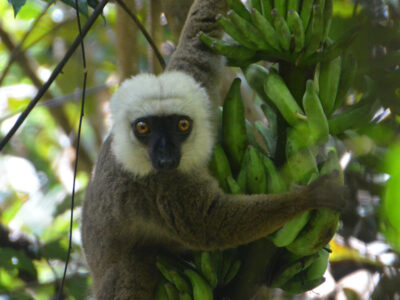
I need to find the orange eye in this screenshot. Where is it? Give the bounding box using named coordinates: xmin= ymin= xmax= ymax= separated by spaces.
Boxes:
xmin=135 ymin=121 xmax=150 ymax=134
xmin=178 ymin=119 xmax=191 ymax=132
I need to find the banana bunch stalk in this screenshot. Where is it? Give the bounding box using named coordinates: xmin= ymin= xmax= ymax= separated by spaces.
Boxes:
xmin=199 ymin=0 xmax=335 ymax=65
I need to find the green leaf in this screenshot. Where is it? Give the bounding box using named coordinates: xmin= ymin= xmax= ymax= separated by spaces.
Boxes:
xmin=380 ymin=144 xmax=400 ymax=253
xmin=0 ymin=248 xmax=36 ymax=277
xmin=8 ymin=0 xmax=27 ymax=16
xmin=41 ymin=239 xmax=69 ymax=261
xmin=65 ymin=275 xmax=90 ymax=299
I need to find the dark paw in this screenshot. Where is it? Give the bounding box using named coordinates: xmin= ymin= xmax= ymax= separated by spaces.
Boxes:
xmin=307 ymin=171 xmax=349 ymax=212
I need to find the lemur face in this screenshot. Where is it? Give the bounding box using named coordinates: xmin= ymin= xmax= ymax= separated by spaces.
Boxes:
xmin=132 ymin=114 xmax=193 ymax=171
xmin=110 ymin=72 xmax=215 ymax=177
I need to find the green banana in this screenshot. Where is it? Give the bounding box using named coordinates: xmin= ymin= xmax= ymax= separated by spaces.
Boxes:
xmin=236 ymin=164 xmax=248 ymax=193
xmin=226 ymin=175 xmax=243 ymax=194
xmin=249 ymin=0 xmax=262 ymax=12
xmin=281 ymin=275 xmax=325 ymax=294
xmin=222 ymin=78 xmax=248 ymax=173
xmin=223 ymin=260 xmax=241 ymax=285
xmin=286 ymin=209 xmax=339 ymax=256
xmin=250 ymin=8 xmax=281 ymax=51
xmin=254 ymin=120 xmax=276 ymax=156
xmin=155 ymin=282 xmax=169 ymax=300
xmin=287 ymin=9 xmax=305 ymax=53
xmin=323 ymin=0 xmax=333 ymax=40
xmin=243 ymin=64 xmax=275 ymax=110
xmin=268 ymin=211 xmax=312 ymax=247
xmin=179 ymin=292 xmax=193 ymax=300
xmin=228 ymin=10 xmax=274 ymax=51
xmin=304 ymin=246 xmax=330 ymax=280
xmin=334 ymin=54 xmax=357 ymax=111
xmin=261 ymin=0 xmax=274 ymax=23
xmin=300 ymin=0 xmax=314 ymax=31
xmin=328 ymin=98 xmax=375 ymax=135
xmin=245 ymin=146 xmax=268 ymax=194
xmin=303 ymin=4 xmax=324 ymax=58
xmin=271 ymin=8 xmax=291 ymax=51
xmin=261 ymin=155 xmax=286 ymax=193
xmin=200 ymin=252 xmax=218 ymax=288
xmin=216 ymin=15 xmax=257 ymax=49
xmin=318 ymin=56 xmax=342 ymax=116
xmin=157 ymin=261 xmax=174 ymax=282
xmin=209 ymin=144 xmax=233 ymax=192
xmin=274 ymin=0 xmax=286 ymax=19
xmin=199 ymin=33 xmax=256 ymax=61
xmin=170 ymin=270 xmax=192 ymax=294
xmin=269 ymin=253 xmax=319 ymax=287
xmin=287 ymin=0 xmax=300 ymax=14
xmin=184 ymin=269 xmax=213 ymax=300
xmin=302 ymin=79 xmax=329 ymax=144
xmin=285 ymin=129 xmax=318 ymax=184
xmin=164 ymin=283 xmax=180 ymax=300
xmin=227 ymin=0 xmax=252 ymax=22
xmin=263 ymin=68 xmax=305 ymax=126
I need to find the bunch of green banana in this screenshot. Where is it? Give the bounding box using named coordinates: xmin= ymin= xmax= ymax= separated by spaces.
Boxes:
xmin=191 ymin=250 xmax=242 ymax=290
xmin=155 ymin=255 xmax=196 ymax=300
xmin=156 ymin=251 xmax=241 ymax=300
xmin=267 ymin=244 xmax=331 ymax=293
xmin=198 ymin=0 xmax=335 ymax=64
xmin=269 ymin=251 xmax=320 ymax=288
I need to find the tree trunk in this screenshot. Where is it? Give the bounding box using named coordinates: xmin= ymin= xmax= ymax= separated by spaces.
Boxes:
xmin=116 ymin=0 xmax=139 ymax=81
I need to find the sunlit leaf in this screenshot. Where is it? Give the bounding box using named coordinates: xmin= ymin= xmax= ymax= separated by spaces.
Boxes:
xmin=380 ymin=144 xmax=400 ymax=253
xmin=2 ymin=192 xmax=24 ymax=224
xmin=0 ymin=268 xmax=24 ymax=291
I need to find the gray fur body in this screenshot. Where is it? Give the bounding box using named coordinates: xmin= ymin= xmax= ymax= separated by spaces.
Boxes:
xmin=82 ymin=137 xmax=345 ymax=299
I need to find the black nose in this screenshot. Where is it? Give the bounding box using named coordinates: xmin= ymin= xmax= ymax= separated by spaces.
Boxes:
xmin=154 ymin=156 xmax=179 ymax=170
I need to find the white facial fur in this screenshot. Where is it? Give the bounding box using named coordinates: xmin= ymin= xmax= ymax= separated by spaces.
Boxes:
xmin=110 ymin=71 xmax=215 ymax=177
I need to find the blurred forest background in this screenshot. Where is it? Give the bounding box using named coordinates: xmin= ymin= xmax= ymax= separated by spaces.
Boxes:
xmin=0 ymin=0 xmax=400 ymax=299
